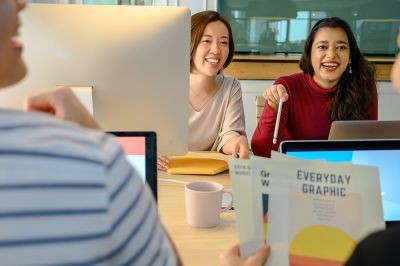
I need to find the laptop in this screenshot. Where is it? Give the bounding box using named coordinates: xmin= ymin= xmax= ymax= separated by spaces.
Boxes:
xmin=328 ymin=120 xmax=400 ymax=140
xmin=108 ymin=131 xmax=157 ymax=201
xmin=280 ymin=139 xmax=400 ymax=227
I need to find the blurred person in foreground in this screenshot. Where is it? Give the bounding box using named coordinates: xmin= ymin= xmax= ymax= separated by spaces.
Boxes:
xmin=0 ymin=0 xmax=180 ymax=264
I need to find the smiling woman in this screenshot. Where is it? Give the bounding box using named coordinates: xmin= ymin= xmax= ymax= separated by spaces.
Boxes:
xmin=188 ymin=11 xmax=248 ymax=158
xmin=158 ymin=11 xmax=249 ymax=171
xmin=251 ymin=17 xmax=378 ymax=157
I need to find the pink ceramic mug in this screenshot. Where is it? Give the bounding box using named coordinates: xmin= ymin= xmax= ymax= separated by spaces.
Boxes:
xmin=185 ymin=181 xmax=233 ymax=228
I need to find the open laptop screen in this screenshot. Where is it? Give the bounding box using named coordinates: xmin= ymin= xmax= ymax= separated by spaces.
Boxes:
xmin=109 ymin=131 xmax=157 ymax=201
xmin=280 ymin=140 xmax=400 ymax=226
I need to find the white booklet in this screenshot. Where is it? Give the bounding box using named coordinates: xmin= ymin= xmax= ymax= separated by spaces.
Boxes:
xmin=229 ymin=153 xmax=385 ymax=266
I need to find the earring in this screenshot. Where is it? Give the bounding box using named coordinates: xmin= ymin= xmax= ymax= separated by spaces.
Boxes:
xmin=349 ymin=63 xmax=353 ymax=74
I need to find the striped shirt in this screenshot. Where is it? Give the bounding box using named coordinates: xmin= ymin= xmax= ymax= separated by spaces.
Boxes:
xmin=0 ymin=109 xmax=177 ymax=266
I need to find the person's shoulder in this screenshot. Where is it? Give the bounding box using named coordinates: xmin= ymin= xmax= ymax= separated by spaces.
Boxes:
xmin=362 ymin=226 xmax=400 ymax=245
xmin=222 ymin=74 xmax=240 ymax=85
xmin=0 ymin=109 xmax=117 ymax=163
xmin=346 ymin=227 xmax=400 ymax=266
xmin=221 ymin=74 xmax=242 ymax=93
xmin=222 ymin=74 xmax=239 ymax=82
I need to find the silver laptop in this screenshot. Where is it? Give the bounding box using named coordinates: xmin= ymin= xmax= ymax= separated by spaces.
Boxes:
xmin=328 ymin=120 xmax=400 ymax=140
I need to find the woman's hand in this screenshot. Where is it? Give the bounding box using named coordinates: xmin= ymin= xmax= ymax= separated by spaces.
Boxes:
xmin=24 ymin=85 xmax=100 ymax=130
xmin=219 ymin=243 xmax=270 ymax=266
xmin=222 ymin=135 xmax=249 ymax=159
xmin=232 ymin=135 xmax=250 ymax=159
xmin=262 ymin=84 xmax=289 ymax=112
xmin=157 ymin=156 xmax=169 ymax=171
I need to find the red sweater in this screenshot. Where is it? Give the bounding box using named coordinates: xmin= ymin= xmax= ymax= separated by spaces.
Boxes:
xmin=251 ymin=72 xmax=378 ymax=157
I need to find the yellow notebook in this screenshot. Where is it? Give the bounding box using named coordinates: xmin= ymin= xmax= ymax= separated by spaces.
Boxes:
xmin=167 ymin=152 xmax=229 ymax=175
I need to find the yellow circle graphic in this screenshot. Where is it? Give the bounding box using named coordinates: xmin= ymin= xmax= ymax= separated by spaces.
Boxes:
xmin=289 ymin=225 xmax=356 ymax=266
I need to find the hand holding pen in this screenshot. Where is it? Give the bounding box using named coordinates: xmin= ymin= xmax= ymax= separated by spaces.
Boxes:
xmin=262 ymin=84 xmax=289 ymax=112
xmin=262 ymin=84 xmax=289 ymax=144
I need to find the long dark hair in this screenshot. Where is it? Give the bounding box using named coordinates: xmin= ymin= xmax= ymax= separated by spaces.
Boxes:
xmin=299 ymin=17 xmax=376 ymax=121
xmin=190 ymin=11 xmax=235 ymax=72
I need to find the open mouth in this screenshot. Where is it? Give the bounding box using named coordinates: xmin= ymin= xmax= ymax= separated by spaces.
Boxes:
xmin=205 ymin=58 xmax=220 ymax=65
xmin=321 ymin=62 xmax=339 ymax=71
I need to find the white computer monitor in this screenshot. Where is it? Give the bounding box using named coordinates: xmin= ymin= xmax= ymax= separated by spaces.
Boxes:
xmin=2 ymin=4 xmax=189 ymax=156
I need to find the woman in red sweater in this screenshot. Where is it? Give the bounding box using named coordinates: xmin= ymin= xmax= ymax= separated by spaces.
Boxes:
xmin=251 ymin=17 xmax=378 ymax=157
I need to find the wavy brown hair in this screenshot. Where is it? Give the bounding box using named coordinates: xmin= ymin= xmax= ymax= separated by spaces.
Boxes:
xmin=190 ymin=11 xmax=235 ymax=73
xmin=299 ymin=17 xmax=376 ymax=121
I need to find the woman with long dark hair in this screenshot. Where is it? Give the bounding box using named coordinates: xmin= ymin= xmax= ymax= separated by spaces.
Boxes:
xmin=251 ymin=17 xmax=378 ymax=157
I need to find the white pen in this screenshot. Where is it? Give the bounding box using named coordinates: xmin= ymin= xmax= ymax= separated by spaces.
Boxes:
xmin=272 ymin=99 xmax=283 ymax=144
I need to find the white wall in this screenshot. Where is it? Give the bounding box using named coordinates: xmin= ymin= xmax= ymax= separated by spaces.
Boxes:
xmin=377 ymin=82 xmax=400 ymax=121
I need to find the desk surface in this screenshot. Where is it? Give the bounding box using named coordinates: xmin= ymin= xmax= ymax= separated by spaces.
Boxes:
xmin=158 ymin=170 xmax=237 ymax=266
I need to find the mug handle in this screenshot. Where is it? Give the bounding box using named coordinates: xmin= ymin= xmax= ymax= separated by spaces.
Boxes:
xmin=221 ymin=188 xmax=234 ymax=212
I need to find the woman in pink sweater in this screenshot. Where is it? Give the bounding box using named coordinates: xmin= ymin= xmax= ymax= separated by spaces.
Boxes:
xmin=251 ymin=17 xmax=378 ymax=157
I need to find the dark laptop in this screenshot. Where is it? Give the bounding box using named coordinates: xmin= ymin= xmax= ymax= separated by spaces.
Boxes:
xmin=108 ymin=131 xmax=157 ymax=201
xmin=280 ymin=139 xmax=400 ymax=227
